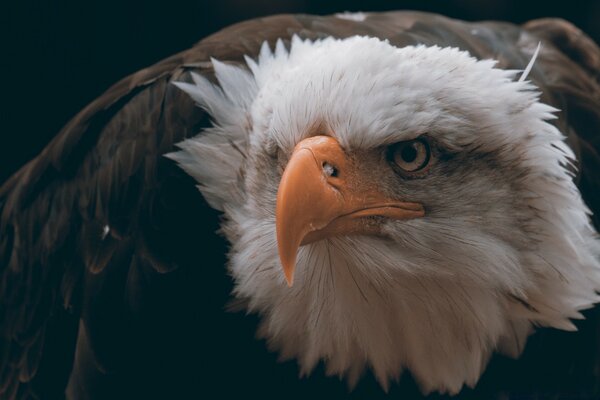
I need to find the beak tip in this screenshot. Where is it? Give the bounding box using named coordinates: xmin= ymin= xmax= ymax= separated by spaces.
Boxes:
xmin=282 ymin=262 xmax=295 ymax=287
xmin=277 ymin=233 xmax=299 ymax=289
xmin=285 ymin=275 xmax=294 ymax=287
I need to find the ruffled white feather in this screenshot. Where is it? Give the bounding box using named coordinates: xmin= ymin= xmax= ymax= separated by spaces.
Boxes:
xmin=169 ymin=36 xmax=600 ymax=395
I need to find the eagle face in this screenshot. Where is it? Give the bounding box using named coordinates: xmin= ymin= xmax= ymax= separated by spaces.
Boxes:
xmin=170 ymin=36 xmax=600 ymax=394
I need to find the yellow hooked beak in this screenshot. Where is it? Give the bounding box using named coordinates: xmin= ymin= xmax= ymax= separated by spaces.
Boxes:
xmin=275 ymin=136 xmax=425 ymax=286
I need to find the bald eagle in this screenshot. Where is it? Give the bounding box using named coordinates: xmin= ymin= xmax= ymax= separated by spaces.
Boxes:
xmin=2 ymin=11 xmax=600 ymax=400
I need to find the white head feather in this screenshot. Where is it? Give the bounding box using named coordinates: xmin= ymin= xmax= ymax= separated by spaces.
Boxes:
xmin=168 ymin=36 xmax=600 ymax=394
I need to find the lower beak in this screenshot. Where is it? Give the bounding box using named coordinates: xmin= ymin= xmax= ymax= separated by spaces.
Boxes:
xmin=275 ymin=136 xmax=424 ymax=286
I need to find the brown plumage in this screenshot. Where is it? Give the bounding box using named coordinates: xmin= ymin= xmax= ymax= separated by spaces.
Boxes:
xmin=1 ymin=11 xmax=600 ymax=399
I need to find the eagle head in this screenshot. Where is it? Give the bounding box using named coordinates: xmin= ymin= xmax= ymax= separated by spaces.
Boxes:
xmin=169 ymin=36 xmax=600 ymax=394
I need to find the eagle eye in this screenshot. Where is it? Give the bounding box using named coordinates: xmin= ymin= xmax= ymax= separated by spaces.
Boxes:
xmin=391 ymin=138 xmax=431 ymax=172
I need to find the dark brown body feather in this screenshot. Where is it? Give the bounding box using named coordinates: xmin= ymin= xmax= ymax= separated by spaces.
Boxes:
xmin=1 ymin=11 xmax=600 ymax=399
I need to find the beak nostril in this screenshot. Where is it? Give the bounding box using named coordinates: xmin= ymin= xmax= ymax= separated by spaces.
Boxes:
xmin=323 ymin=162 xmax=339 ymax=178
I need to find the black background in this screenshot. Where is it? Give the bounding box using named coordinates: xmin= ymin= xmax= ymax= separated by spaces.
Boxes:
xmin=3 ymin=0 xmax=600 ymax=184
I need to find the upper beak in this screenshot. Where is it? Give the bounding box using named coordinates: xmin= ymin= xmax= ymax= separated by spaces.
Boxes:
xmin=275 ymin=135 xmax=425 ymax=286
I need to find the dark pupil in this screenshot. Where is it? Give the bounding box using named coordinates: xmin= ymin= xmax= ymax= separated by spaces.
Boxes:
xmin=400 ymin=143 xmax=418 ymax=163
